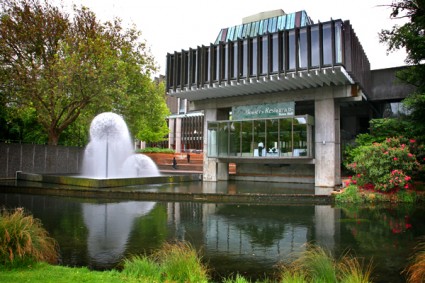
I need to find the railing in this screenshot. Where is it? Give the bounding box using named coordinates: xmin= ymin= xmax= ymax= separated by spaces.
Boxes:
xmin=166 ymin=20 xmax=371 ymax=96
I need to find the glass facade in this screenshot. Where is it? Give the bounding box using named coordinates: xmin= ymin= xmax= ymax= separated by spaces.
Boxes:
xmin=208 ymin=115 xmax=314 ymax=158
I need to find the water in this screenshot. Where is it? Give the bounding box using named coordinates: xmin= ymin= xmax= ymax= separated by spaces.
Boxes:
xmin=82 ymin=112 xmax=159 ymax=178
xmin=0 ymin=190 xmax=423 ymax=282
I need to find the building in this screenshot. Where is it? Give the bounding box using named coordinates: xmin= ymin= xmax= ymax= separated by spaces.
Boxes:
xmin=165 ymin=9 xmax=413 ymax=194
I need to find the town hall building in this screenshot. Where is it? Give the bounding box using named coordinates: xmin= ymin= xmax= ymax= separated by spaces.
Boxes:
xmin=164 ymin=9 xmax=414 ymax=194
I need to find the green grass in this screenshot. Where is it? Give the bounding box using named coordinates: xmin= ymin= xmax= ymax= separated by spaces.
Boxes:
xmin=0 ymin=262 xmax=141 ymax=283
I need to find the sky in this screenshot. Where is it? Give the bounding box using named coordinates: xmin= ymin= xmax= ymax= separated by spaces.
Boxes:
xmin=58 ymin=0 xmax=408 ymax=76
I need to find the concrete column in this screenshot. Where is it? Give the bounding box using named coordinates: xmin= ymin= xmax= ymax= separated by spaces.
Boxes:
xmin=314 ymin=98 xmax=341 ymax=194
xmin=168 ymin=118 xmax=175 ymax=150
xmin=175 ymin=117 xmax=182 ymax=153
xmin=314 ymin=205 xmax=340 ymax=253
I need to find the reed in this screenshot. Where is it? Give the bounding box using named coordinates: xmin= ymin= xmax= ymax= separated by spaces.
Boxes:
xmin=404 ymin=238 xmax=425 ymax=283
xmin=0 ymin=208 xmax=59 ymax=266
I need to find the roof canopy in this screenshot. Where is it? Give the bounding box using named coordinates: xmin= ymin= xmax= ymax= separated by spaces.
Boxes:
xmin=215 ymin=10 xmax=313 ymax=44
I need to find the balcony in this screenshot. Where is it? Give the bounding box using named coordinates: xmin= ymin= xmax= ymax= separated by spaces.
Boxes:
xmin=166 ymin=19 xmax=371 ymax=100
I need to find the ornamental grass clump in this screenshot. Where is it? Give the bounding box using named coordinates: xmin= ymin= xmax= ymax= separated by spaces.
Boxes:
xmin=403 ymin=237 xmax=425 ymax=283
xmin=278 ymin=245 xmax=373 ymax=283
xmin=348 ymin=137 xmax=420 ymax=192
xmin=123 ymin=241 xmax=209 ymax=283
xmin=0 ymin=208 xmax=59 ymax=266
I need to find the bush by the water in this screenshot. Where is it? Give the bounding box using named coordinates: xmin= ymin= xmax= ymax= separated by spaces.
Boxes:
xmin=0 ymin=208 xmax=59 ymax=266
xmin=348 ymin=137 xmax=420 ymax=192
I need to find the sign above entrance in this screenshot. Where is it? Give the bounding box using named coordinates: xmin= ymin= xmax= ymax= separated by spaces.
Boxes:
xmin=232 ymin=102 xmax=295 ymax=120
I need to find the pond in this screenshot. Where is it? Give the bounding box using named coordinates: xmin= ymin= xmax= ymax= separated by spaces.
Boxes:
xmin=0 ymin=185 xmax=424 ymax=282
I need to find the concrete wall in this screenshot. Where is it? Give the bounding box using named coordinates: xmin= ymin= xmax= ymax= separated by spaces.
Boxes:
xmin=0 ymin=143 xmax=84 ymax=178
xmin=233 ymin=163 xmax=315 ymax=183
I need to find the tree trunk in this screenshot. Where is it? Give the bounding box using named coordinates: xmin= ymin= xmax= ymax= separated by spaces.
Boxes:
xmin=48 ymin=129 xmax=60 ymax=145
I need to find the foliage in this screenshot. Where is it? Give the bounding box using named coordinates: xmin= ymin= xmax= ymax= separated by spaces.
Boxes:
xmin=123 ymin=241 xmax=209 ymax=283
xmin=0 ymin=0 xmax=168 ymax=145
xmin=348 ymin=137 xmax=420 ymax=192
xmin=334 ymin=185 xmax=364 ymax=203
xmin=136 ymin=147 xmax=175 ymax=154
xmin=403 ymin=236 xmax=425 ymax=283
xmin=0 ymin=208 xmax=59 ymax=267
xmin=379 ymin=0 xmax=425 ymax=138
xmin=277 ymin=244 xmax=372 ymax=283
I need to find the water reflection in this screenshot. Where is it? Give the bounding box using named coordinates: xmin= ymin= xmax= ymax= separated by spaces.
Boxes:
xmin=82 ymin=201 xmax=155 ymax=268
xmin=0 ymin=193 xmax=423 ymax=282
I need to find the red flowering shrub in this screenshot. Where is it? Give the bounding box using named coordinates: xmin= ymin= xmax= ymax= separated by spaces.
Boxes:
xmin=348 ymin=137 xmax=420 ymax=192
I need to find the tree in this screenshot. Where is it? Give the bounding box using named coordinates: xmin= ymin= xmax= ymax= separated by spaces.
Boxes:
xmin=0 ymin=0 xmax=169 ymax=145
xmin=379 ymin=0 xmax=425 ymax=138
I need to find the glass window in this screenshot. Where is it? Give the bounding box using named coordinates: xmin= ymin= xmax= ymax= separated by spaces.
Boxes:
xmin=213 ymin=46 xmax=219 ymax=82
xmin=253 ymin=120 xmax=265 ymax=157
xmin=241 ymin=120 xmax=253 ymax=157
xmin=232 ymin=42 xmax=238 ymax=79
xmin=250 ymin=38 xmax=258 ymax=76
xmin=310 ymin=26 xmax=320 ymax=67
xmin=205 ymin=47 xmax=210 ymax=83
xmin=223 ymin=44 xmax=228 ymax=80
xmin=261 ymin=36 xmax=268 ymax=74
xmin=271 ymin=33 xmax=279 ymax=73
xmin=182 ymin=51 xmax=189 ymax=86
xmin=241 ymin=39 xmax=248 ymax=78
xmin=229 ymin=121 xmax=241 ymax=156
xmin=207 ymin=122 xmax=218 ymax=157
xmin=218 ymin=122 xmax=229 ymax=157
xmin=176 ymin=53 xmax=182 ymax=86
xmin=279 ymin=118 xmax=292 ymax=156
xmin=299 ymin=29 xmax=308 ymax=69
xmin=190 ymin=50 xmax=197 ymax=85
xmin=322 ymin=23 xmax=332 ymax=65
xmin=288 ymin=30 xmax=296 ymax=70
xmin=335 ymin=21 xmax=342 ymax=64
xmin=293 ymin=117 xmax=307 ymax=156
xmin=266 ymin=119 xmax=279 ymax=156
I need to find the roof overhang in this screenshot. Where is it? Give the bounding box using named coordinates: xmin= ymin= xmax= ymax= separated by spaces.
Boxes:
xmin=168 ymin=66 xmax=356 ymax=101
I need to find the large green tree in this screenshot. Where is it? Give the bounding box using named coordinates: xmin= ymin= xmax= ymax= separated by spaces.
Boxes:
xmin=379 ymin=0 xmax=425 ymax=137
xmin=0 ymin=0 xmax=169 ymax=145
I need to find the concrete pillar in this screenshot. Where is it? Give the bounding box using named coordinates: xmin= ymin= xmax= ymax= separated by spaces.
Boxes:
xmin=175 ymin=118 xmax=182 ymax=153
xmin=314 ymin=98 xmax=341 ymax=194
xmin=168 ymin=118 xmax=175 ymax=150
xmin=314 ymin=205 xmax=340 ymax=253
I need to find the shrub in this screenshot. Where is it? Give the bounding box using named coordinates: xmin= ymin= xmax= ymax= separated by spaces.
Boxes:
xmin=122 ymin=255 xmax=161 ymax=282
xmin=348 ymin=137 xmax=420 ymax=192
xmin=136 ymin=147 xmax=175 ymax=154
xmin=0 ymin=208 xmax=59 ymax=266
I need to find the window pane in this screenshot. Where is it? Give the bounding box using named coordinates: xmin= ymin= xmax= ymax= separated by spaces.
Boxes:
xmin=205 ymin=47 xmax=210 ymax=83
xmin=335 ymin=21 xmax=342 ymax=64
xmin=218 ymin=122 xmax=229 ymax=157
xmin=207 ymin=122 xmax=218 ymax=157
xmin=299 ymin=29 xmax=308 ymax=69
xmin=241 ymin=121 xmax=253 ymax=157
xmin=293 ymin=117 xmax=307 ymax=156
xmin=266 ymin=119 xmax=279 ymax=156
xmin=253 ymin=120 xmax=265 ymax=157
xmin=272 ymin=34 xmax=279 ymax=73
xmin=311 ymin=26 xmax=320 ymax=67
xmin=288 ymin=30 xmax=296 ymax=70
xmin=261 ymin=36 xmax=268 ymax=74
xmin=232 ymin=42 xmax=238 ymax=79
xmin=224 ymin=44 xmax=228 ymax=80
xmin=241 ymin=39 xmax=248 ymax=78
xmin=322 ymin=23 xmax=332 ymax=65
xmin=229 ymin=122 xmax=241 ymax=156
xmin=279 ymin=118 xmax=293 ymax=156
xmin=250 ymin=38 xmax=258 ymax=76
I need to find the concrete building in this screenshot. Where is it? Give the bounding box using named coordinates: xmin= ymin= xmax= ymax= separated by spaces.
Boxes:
xmin=164 ymin=9 xmax=413 ymax=194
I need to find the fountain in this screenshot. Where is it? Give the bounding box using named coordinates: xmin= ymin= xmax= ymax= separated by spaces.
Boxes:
xmin=82 ymin=112 xmax=159 ymax=178
xmin=15 ymin=112 xmax=201 ymax=188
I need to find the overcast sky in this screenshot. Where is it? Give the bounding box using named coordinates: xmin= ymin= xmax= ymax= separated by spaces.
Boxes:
xmin=59 ymin=0 xmax=407 ymax=75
